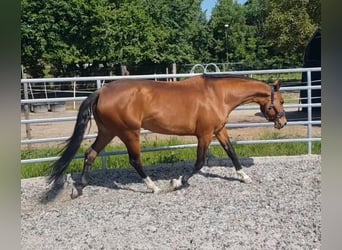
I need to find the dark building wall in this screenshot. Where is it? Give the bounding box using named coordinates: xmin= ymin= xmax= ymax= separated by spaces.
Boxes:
xmin=300 ymin=28 xmax=321 ymax=112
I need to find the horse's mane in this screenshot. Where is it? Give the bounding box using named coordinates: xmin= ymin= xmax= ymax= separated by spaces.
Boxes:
xmin=202 ymin=73 xmax=251 ymax=81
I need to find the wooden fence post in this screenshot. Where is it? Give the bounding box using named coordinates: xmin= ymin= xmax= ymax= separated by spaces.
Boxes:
xmin=21 ymin=65 xmax=32 ymax=150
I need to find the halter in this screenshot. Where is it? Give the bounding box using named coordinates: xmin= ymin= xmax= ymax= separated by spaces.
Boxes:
xmin=264 ymin=85 xmax=286 ymax=121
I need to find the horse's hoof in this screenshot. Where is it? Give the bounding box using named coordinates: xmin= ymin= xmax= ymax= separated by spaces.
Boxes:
xmin=152 ymin=186 xmax=162 ymax=194
xmin=70 ymin=183 xmax=83 ymax=199
xmin=170 ymin=176 xmax=183 ymax=190
xmin=236 ymin=170 xmax=252 ymax=184
xmin=242 ymin=176 xmax=252 ymax=184
xmin=70 ymin=189 xmax=79 ymax=199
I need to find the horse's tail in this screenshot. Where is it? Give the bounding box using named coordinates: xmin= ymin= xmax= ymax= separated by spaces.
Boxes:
xmin=47 ymin=91 xmax=100 ymax=185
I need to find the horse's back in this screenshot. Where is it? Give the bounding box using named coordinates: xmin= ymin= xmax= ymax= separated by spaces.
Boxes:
xmin=99 ymin=78 xmax=207 ymax=106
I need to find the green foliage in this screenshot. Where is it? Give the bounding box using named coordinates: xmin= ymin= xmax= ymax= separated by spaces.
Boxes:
xmin=306 ymin=0 xmax=321 ymax=26
xmin=209 ymin=0 xmax=252 ymax=67
xmin=21 ymin=0 xmax=321 ymax=76
xmin=21 ymin=0 xmax=119 ymax=76
xmin=263 ymin=0 xmax=318 ymax=67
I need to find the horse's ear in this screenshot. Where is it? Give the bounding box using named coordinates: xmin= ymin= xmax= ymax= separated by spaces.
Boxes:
xmin=273 ymin=80 xmax=281 ymax=91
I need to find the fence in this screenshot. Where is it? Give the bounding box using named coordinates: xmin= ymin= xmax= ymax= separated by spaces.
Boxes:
xmin=21 ymin=67 xmax=321 ymax=167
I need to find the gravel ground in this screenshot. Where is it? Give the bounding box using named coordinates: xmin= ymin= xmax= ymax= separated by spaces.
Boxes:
xmin=21 ymin=155 xmax=321 ymax=250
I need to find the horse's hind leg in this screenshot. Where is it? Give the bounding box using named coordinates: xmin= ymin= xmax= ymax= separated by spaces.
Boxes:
xmin=80 ymin=147 xmax=96 ymax=186
xmin=214 ymin=128 xmax=252 ymax=183
xmin=71 ymin=131 xmax=114 ymax=199
xmin=120 ymin=131 xmax=161 ymax=193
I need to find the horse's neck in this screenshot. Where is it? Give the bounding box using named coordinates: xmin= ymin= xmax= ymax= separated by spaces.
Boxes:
xmin=223 ymin=80 xmax=270 ymax=108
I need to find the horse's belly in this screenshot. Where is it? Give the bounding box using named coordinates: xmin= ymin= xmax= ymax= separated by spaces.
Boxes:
xmin=141 ymin=116 xmax=196 ymax=136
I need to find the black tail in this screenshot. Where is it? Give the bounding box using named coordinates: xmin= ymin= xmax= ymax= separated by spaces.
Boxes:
xmin=47 ymin=91 xmax=100 ymax=185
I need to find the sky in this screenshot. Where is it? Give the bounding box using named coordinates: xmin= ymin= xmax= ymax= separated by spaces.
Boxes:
xmin=201 ymin=0 xmax=248 ymax=19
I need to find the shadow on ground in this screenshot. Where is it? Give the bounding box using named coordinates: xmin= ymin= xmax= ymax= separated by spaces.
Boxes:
xmin=40 ymin=156 xmax=254 ymax=203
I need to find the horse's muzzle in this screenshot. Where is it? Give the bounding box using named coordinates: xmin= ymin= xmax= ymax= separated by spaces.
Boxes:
xmin=274 ymin=116 xmax=287 ymax=129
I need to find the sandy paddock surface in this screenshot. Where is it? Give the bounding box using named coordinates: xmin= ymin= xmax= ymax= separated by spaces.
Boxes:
xmin=21 ymin=155 xmax=321 ymax=249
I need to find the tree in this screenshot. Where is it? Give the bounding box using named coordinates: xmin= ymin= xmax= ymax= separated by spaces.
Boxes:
xmin=307 ymin=0 xmax=321 ymax=26
xmin=21 ymin=0 xmax=209 ymax=76
xmin=243 ymin=0 xmax=271 ymax=69
xmin=21 ymin=0 xmax=321 ymax=76
xmin=111 ymin=0 xmax=166 ymax=65
xmin=21 ymin=0 xmax=120 ymax=76
xmin=209 ymin=0 xmax=256 ymax=70
xmin=245 ymin=0 xmax=270 ymax=35
xmin=21 ymin=0 xmax=48 ymax=77
xmin=263 ymin=0 xmax=318 ymax=67
xmin=142 ymin=0 xmax=209 ymax=64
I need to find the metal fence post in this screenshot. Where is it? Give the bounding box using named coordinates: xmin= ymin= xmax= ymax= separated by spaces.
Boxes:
xmin=101 ymin=149 xmax=107 ymax=170
xmin=306 ymin=70 xmax=312 ymax=155
xmin=73 ymin=80 xmax=76 ymax=109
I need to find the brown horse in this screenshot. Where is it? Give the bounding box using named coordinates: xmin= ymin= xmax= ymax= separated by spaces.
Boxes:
xmin=48 ymin=74 xmax=287 ymax=197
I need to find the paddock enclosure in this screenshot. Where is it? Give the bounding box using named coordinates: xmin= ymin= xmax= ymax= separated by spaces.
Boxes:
xmin=21 ymin=67 xmax=321 ymax=248
xmin=21 ymin=155 xmax=321 ymax=249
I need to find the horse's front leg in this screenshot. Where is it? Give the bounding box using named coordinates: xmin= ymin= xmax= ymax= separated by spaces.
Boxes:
xmin=226 ymin=140 xmax=252 ymax=183
xmin=215 ymin=128 xmax=252 ymax=183
xmin=170 ymin=134 xmax=212 ymax=190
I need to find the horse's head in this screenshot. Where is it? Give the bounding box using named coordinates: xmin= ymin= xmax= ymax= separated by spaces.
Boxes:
xmin=260 ymin=80 xmax=287 ymax=129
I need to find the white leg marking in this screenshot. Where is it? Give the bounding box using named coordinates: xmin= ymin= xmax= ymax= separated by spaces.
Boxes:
xmin=143 ymin=176 xmax=161 ymax=193
xmin=237 ymin=170 xmax=252 ymax=183
xmin=170 ymin=176 xmax=183 ymax=190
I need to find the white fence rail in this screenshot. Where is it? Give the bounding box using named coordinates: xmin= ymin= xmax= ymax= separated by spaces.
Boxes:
xmin=21 ymin=68 xmax=321 ymax=166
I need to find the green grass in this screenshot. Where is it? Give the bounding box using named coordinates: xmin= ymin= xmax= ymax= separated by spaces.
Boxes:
xmin=21 ymin=134 xmax=320 ymax=179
